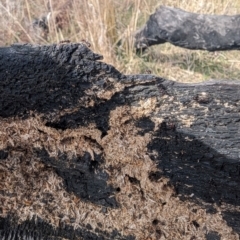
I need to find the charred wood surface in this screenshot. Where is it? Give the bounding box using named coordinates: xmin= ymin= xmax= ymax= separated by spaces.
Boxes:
xmin=0 ymin=43 xmax=240 ymax=239
xmin=135 ymin=6 xmax=240 ymax=51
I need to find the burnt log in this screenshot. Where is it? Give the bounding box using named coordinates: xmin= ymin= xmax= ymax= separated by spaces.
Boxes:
xmin=135 ymin=6 xmax=240 ymax=51
xmin=0 ymin=43 xmax=240 ymax=239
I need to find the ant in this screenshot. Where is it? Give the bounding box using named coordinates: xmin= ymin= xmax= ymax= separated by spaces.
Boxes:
xmin=59 ymin=40 xmax=71 ymax=44
xmin=81 ymin=39 xmax=91 ymax=48
xmin=143 ymin=69 xmax=152 ymax=74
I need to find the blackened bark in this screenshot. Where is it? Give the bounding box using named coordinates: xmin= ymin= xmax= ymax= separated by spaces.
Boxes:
xmin=135 ymin=6 xmax=240 ymax=51
xmin=0 ymin=216 xmax=134 ymax=240
xmin=0 ymin=43 xmax=119 ymax=118
xmin=0 ymin=43 xmax=240 ymax=239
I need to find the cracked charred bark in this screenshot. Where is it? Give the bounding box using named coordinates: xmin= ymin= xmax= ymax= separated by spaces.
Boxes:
xmin=0 ymin=43 xmax=240 ymax=239
xmin=135 ymin=6 xmax=240 ymax=51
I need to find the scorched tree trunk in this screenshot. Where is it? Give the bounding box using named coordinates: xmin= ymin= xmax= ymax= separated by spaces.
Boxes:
xmin=135 ymin=6 xmax=240 ymax=51
xmin=0 ymin=43 xmax=239 ymax=240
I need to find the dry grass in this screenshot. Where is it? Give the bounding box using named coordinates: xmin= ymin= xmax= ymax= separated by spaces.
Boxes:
xmin=0 ymin=0 xmax=240 ymax=82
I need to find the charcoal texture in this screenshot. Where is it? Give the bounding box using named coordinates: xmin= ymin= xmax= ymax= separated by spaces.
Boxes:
xmin=0 ymin=216 xmax=135 ymax=240
xmin=135 ymin=6 xmax=240 ymax=51
xmin=0 ymin=43 xmax=240 ymax=238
